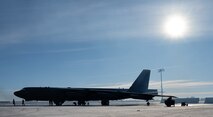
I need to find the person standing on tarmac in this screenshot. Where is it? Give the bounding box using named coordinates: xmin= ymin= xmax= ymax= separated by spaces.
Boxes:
xmin=12 ymin=99 xmax=15 ymax=106
xmin=22 ymin=100 xmax=25 ymax=106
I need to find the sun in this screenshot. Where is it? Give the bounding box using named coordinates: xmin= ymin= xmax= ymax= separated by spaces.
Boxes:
xmin=163 ymin=14 xmax=188 ymax=39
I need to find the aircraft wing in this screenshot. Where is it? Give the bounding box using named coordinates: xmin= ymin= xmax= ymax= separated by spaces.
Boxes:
xmin=73 ymin=89 xmax=177 ymax=99
xmin=150 ymin=94 xmax=177 ymax=98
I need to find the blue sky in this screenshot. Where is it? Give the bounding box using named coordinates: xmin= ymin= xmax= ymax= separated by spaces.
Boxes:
xmin=0 ymin=0 xmax=213 ymax=100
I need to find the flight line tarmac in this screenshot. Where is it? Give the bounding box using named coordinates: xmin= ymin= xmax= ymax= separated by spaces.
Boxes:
xmin=0 ymin=104 xmax=213 ymax=117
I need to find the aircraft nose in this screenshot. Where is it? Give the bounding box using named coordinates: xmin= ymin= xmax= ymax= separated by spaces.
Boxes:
xmin=14 ymin=90 xmax=22 ymax=97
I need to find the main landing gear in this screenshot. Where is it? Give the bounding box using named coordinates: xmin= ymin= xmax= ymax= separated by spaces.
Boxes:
xmin=101 ymin=100 xmax=109 ymax=106
xmin=78 ymin=100 xmax=86 ymax=106
xmin=53 ymin=100 xmax=65 ymax=106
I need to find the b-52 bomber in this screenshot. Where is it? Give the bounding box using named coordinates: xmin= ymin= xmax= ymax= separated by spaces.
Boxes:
xmin=14 ymin=69 xmax=175 ymax=106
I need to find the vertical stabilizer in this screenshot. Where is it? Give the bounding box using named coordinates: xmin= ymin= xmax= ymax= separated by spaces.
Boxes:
xmin=128 ymin=69 xmax=151 ymax=93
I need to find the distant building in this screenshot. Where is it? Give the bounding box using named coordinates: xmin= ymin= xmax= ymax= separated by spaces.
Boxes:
xmin=204 ymin=97 xmax=213 ymax=104
xmin=175 ymin=98 xmax=199 ymax=104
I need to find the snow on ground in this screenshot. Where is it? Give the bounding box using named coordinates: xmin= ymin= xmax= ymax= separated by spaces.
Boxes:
xmin=0 ymin=104 xmax=213 ymax=117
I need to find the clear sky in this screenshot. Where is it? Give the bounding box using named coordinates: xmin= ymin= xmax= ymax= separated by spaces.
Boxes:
xmin=0 ymin=0 xmax=213 ymax=101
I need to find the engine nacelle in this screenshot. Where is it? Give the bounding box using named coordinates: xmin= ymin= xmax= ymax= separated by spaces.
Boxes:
xmin=164 ymin=97 xmax=175 ymax=107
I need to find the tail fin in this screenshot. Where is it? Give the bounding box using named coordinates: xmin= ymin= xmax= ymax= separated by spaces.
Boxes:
xmin=128 ymin=69 xmax=151 ymax=93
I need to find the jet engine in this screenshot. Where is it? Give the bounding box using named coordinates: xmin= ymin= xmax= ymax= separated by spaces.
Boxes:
xmin=164 ymin=97 xmax=175 ymax=107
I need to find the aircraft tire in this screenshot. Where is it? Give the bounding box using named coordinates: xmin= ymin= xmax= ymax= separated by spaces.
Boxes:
xmin=78 ymin=100 xmax=86 ymax=106
xmin=147 ymin=102 xmax=150 ymax=106
xmin=101 ymin=100 xmax=109 ymax=106
xmin=53 ymin=100 xmax=65 ymax=106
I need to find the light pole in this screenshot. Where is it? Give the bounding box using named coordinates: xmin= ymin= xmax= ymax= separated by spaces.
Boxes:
xmin=158 ymin=68 xmax=165 ymax=100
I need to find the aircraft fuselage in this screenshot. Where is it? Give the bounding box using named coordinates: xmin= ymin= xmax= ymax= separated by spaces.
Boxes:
xmin=14 ymin=87 xmax=130 ymax=101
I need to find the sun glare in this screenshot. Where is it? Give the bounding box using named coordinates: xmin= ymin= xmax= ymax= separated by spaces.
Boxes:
xmin=163 ymin=14 xmax=188 ymax=39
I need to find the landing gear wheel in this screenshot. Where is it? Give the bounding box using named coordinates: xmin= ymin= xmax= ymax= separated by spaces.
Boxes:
xmin=49 ymin=100 xmax=53 ymax=106
xmin=53 ymin=100 xmax=65 ymax=106
xmin=147 ymin=102 xmax=150 ymax=106
xmin=78 ymin=100 xmax=86 ymax=106
xmin=101 ymin=100 xmax=109 ymax=106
